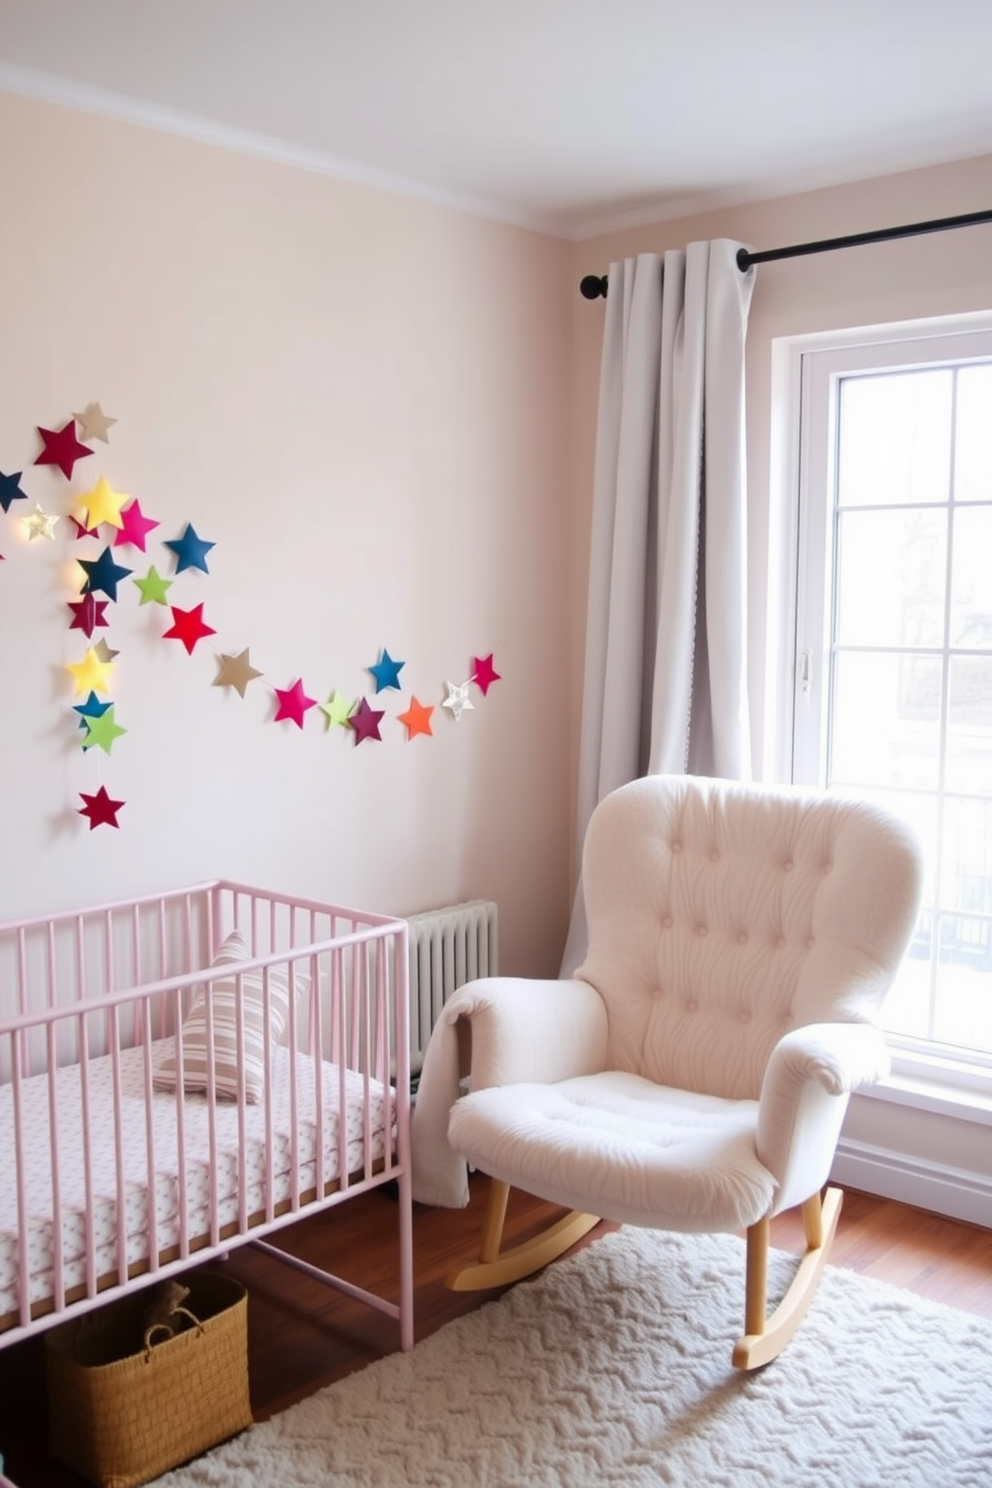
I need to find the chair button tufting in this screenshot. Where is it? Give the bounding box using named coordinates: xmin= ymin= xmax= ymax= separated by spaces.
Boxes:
xmin=672 ymin=841 xmax=682 ymax=854
xmin=697 ymin=925 xmax=708 ymax=938
xmin=710 ymin=850 xmax=720 ymax=864
xmin=686 ymin=999 xmax=698 ymax=1013
xmin=738 ymin=932 xmax=748 ymax=946
xmin=662 ymin=915 xmax=673 ymax=930
xmin=784 ymin=860 xmax=794 ymax=873
xmin=739 ymin=1010 xmax=751 ymax=1023
xmin=776 ymin=936 xmax=786 ymax=949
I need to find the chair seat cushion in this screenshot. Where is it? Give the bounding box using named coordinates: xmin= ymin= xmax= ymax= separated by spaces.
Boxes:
xmin=448 ymin=1071 xmax=776 ymax=1232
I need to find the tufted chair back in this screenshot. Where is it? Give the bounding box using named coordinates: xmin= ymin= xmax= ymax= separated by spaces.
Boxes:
xmin=576 ymin=774 xmax=922 ymax=1102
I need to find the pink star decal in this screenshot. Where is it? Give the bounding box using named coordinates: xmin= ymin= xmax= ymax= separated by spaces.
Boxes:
xmin=348 ymin=697 xmax=385 ymax=744
xmin=35 ymin=421 xmax=94 ymax=480
xmin=70 ymin=514 xmax=101 ymax=541
xmin=78 ymin=785 xmax=125 ymax=830
xmin=67 ymin=593 xmax=110 ymax=638
xmin=114 ymin=498 xmax=160 ymax=552
xmin=472 ymin=653 xmax=501 ymax=696
xmin=273 ymin=678 xmax=318 ymax=728
xmin=162 ymin=603 xmax=217 ymax=655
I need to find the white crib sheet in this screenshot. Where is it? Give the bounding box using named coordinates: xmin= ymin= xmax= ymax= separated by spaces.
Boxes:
xmin=0 ymin=1040 xmax=389 ymax=1319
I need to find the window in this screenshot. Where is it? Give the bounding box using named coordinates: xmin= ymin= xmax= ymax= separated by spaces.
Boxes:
xmin=790 ymin=320 xmax=992 ymax=1085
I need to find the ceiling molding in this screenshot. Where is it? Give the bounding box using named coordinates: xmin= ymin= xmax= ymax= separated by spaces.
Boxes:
xmin=0 ymin=61 xmax=565 ymax=239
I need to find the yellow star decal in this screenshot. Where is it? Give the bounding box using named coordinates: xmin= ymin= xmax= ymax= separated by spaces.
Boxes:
xmin=73 ymin=402 xmax=117 ymax=443
xmin=23 ymin=504 xmax=60 ymax=541
xmin=319 ymin=691 xmax=355 ymax=729
xmin=66 ymin=646 xmax=116 ymax=697
xmin=75 ymin=476 xmax=130 ymax=530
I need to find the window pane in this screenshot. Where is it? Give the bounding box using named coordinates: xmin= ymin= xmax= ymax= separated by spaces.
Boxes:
xmin=949 ymin=505 xmax=992 ymax=648
xmin=939 ymin=796 xmax=992 ymax=913
xmin=932 ymin=920 xmax=992 ymax=1055
xmin=837 ymin=370 xmax=952 ymax=508
xmin=946 ymin=657 xmax=992 ymax=795
xmin=835 ymin=507 xmax=946 ymax=648
xmin=954 ymin=364 xmax=992 ymax=503
xmin=829 ymin=652 xmax=941 ymax=791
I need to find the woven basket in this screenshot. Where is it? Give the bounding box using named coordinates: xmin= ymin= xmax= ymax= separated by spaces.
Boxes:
xmin=45 ymin=1271 xmax=252 ymax=1488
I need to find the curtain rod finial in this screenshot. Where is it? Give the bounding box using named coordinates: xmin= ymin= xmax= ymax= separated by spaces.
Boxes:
xmin=736 ymin=247 xmax=753 ymax=272
xmin=579 ymin=274 xmax=608 ymax=300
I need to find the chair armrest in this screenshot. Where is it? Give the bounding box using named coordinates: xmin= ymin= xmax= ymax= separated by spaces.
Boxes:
xmin=756 ymin=1022 xmax=890 ymax=1213
xmin=411 ymin=977 xmax=608 ymax=1209
xmin=453 ymin=976 xmax=609 ymax=1090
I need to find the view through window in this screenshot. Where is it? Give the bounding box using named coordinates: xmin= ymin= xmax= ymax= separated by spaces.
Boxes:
xmin=794 ymin=331 xmax=992 ymax=1070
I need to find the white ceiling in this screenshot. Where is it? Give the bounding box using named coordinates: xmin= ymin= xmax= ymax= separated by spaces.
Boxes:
xmin=2 ymin=0 xmax=992 ymax=238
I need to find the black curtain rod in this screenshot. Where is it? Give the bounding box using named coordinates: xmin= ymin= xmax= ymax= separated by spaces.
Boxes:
xmin=578 ymin=206 xmax=992 ymax=299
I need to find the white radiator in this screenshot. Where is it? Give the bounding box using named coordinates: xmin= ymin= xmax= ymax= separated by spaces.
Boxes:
xmin=407 ymin=900 xmax=498 ymax=1074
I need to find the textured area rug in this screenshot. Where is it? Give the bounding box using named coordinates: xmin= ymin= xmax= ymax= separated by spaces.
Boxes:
xmin=156 ymin=1228 xmax=992 ymax=1488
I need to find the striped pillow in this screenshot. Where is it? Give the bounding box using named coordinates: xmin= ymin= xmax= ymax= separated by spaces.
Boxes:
xmin=154 ymin=930 xmax=296 ymax=1103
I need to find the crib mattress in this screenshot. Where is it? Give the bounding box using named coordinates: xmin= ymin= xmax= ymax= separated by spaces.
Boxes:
xmin=0 ymin=1040 xmax=389 ymax=1321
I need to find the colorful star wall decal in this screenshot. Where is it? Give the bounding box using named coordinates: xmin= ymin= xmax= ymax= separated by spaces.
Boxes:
xmin=73 ymin=402 xmax=116 ymax=443
xmin=78 ymin=546 xmax=133 ymax=601
xmin=35 ymin=420 xmax=93 ymax=480
xmin=441 ymin=680 xmax=474 ymax=720
xmin=76 ymin=475 xmax=129 ymax=530
xmin=165 ymin=523 xmax=215 ymax=575
xmin=349 ymin=697 xmax=385 ymax=743
xmin=114 ymin=498 xmax=159 ymax=552
xmin=0 ymin=468 xmax=27 ymax=513
xmin=66 ymin=646 xmax=116 ymax=697
xmin=23 ymin=504 xmax=60 ymax=541
xmin=398 ymin=696 xmax=434 ymax=739
xmin=214 ymin=648 xmax=263 ymax=698
xmin=163 ymin=603 xmax=216 ymax=655
xmin=273 ymin=678 xmax=318 ymax=728
xmin=94 ymin=637 xmax=119 ymax=663
xmin=368 ymin=648 xmax=405 ymax=692
xmin=67 ymin=593 xmax=110 ymax=638
xmin=73 ymin=691 xmax=112 ymax=728
xmin=82 ymin=706 xmax=127 ymax=754
xmin=472 ymin=654 xmax=501 ymax=695
xmin=319 ymin=690 xmax=355 ymax=729
xmin=69 ymin=514 xmax=101 ymax=541
xmin=78 ymin=785 xmax=125 ymax=831
xmin=133 ymin=566 xmax=173 ymax=606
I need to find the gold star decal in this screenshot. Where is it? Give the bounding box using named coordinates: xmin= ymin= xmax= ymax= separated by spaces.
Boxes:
xmin=66 ymin=646 xmax=116 ymax=697
xmin=75 ymin=475 xmax=130 ymax=530
xmin=93 ymin=637 xmax=120 ymax=663
xmin=214 ymin=648 xmax=263 ymax=699
xmin=73 ymin=402 xmax=117 ymax=443
xmin=23 ymin=504 xmax=60 ymax=541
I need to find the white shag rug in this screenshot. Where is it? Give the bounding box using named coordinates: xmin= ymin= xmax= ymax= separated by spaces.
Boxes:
xmin=155 ymin=1228 xmax=992 ymax=1488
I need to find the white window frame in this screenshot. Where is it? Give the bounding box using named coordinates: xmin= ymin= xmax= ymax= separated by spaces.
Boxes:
xmin=769 ymin=309 xmax=992 ymax=1121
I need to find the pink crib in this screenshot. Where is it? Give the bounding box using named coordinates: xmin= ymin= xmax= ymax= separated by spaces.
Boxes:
xmin=0 ymin=881 xmax=413 ymax=1353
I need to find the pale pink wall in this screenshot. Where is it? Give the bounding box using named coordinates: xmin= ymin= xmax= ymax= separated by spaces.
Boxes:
xmin=568 ymin=153 xmax=992 ymax=858
xmin=0 ymin=92 xmax=572 ymax=975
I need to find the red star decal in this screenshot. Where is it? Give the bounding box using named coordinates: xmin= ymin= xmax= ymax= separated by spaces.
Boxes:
xmin=162 ymin=603 xmax=216 ymax=655
xmin=471 ymin=653 xmax=501 ymax=696
xmin=114 ymin=498 xmax=160 ymax=552
xmin=349 ymin=696 xmax=385 ymax=744
xmin=67 ymin=593 xmax=110 ymax=638
xmin=78 ymin=785 xmax=125 ymax=830
xmin=70 ymin=514 xmax=101 ymax=541
xmin=273 ymin=678 xmax=318 ymax=728
xmin=35 ymin=420 xmax=94 ymax=480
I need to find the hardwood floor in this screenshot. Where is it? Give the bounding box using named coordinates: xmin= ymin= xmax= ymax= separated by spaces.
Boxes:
xmin=1 ymin=1178 xmax=990 ymax=1488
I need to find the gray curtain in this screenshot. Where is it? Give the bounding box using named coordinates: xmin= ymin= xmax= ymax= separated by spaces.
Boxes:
xmin=562 ymin=241 xmax=755 ymax=975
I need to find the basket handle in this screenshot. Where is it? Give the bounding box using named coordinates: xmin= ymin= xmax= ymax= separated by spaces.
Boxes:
xmin=143 ymin=1306 xmax=202 ymax=1359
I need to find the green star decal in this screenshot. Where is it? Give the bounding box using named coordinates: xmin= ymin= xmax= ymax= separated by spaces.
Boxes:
xmin=82 ymin=706 xmax=128 ymax=755
xmin=319 ymin=690 xmax=355 ymax=729
xmin=133 ymin=565 xmax=173 ymax=606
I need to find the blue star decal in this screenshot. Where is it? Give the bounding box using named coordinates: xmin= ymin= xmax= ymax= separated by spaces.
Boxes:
xmin=73 ymin=690 xmax=113 ymax=729
xmin=165 ymin=523 xmax=215 ymax=574
xmin=0 ymin=468 xmax=27 ymax=513
xmin=78 ymin=546 xmax=133 ymax=601
xmin=368 ymin=648 xmax=405 ymax=692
